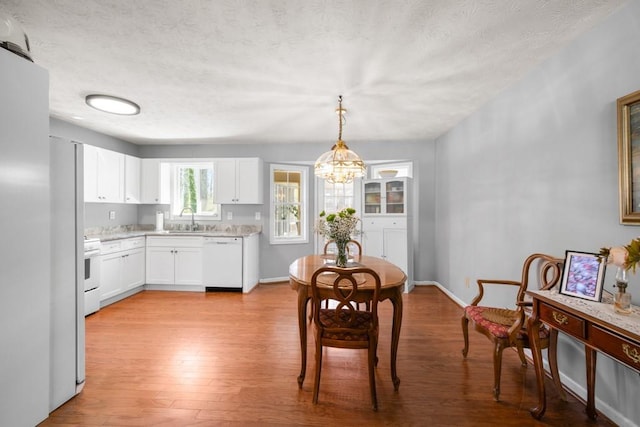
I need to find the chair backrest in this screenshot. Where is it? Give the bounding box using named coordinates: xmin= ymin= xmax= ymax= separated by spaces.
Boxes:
xmin=323 ymin=239 xmax=362 ymax=256
xmin=516 ymin=253 xmax=564 ymax=303
xmin=310 ymin=265 xmax=381 ymax=332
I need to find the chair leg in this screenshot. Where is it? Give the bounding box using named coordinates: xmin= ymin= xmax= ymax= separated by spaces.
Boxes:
xmin=312 ymin=339 xmax=323 ymax=404
xmin=493 ymin=343 xmax=505 ymax=401
xmin=461 ymin=314 xmax=470 ymax=358
xmin=516 ymin=343 xmax=527 ymax=367
xmin=368 ymin=338 xmax=378 ymax=411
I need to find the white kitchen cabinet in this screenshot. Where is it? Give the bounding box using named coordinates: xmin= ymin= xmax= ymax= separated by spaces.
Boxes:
xmin=99 ymin=237 xmax=146 ymax=304
xmin=140 ymin=159 xmax=171 ymax=204
xmin=84 ymin=145 xmax=125 ymax=203
xmin=124 ymin=155 xmax=141 ymax=204
xmin=83 ymin=144 xmax=99 ymax=202
xmin=122 ymin=246 xmax=145 ymax=290
xmin=215 ymin=158 xmax=263 ymax=204
xmin=361 ymin=217 xmax=413 ymax=292
xmin=363 ymin=178 xmax=409 ymax=215
xmin=99 ymin=250 xmax=123 ymax=301
xmin=174 ymin=247 xmax=204 ymax=285
xmin=146 ymin=236 xmax=203 ymax=287
xmin=145 ymin=247 xmax=174 ymax=285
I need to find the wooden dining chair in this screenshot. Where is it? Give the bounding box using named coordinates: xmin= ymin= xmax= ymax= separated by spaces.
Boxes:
xmin=319 ymin=239 xmax=363 ymax=310
xmin=310 ymin=265 xmax=381 ymax=410
xmin=461 ymin=253 xmax=565 ymax=401
xmin=323 ymin=239 xmax=362 ymax=257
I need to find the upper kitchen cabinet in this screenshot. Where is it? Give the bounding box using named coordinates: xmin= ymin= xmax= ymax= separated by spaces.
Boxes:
xmin=124 ymin=155 xmax=140 ymax=204
xmin=363 ymin=178 xmax=410 ymax=216
xmin=140 ymin=159 xmax=170 ymax=204
xmin=84 ymin=145 xmax=124 ymax=203
xmin=215 ymin=158 xmax=263 ymax=204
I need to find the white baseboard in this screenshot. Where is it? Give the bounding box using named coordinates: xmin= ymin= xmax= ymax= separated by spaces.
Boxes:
xmin=414 ymin=281 xmax=466 ymax=307
xmin=259 ymin=276 xmax=289 ymax=284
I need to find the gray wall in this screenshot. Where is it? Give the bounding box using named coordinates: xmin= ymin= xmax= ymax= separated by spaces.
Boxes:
xmin=51 ymin=117 xmax=436 ymax=282
xmin=139 ymin=141 xmax=436 ymax=281
xmin=435 ymin=1 xmax=640 ymax=424
xmin=50 ymin=118 xmax=141 ymax=156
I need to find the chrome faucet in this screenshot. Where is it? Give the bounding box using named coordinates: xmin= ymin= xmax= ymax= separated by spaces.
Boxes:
xmin=179 ymin=207 xmax=198 ymax=231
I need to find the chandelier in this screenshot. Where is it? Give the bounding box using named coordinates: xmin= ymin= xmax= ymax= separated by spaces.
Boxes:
xmin=314 ymin=96 xmax=366 ymax=184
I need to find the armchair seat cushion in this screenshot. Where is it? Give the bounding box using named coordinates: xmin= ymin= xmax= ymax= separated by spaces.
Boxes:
xmin=464 ymin=305 xmax=549 ymax=340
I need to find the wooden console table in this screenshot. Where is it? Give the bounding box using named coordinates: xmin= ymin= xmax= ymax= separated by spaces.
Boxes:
xmin=527 ymin=289 xmax=640 ymax=420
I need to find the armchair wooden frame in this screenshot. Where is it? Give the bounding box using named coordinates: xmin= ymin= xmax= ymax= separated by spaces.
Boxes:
xmin=461 ymin=253 xmax=566 ymax=402
xmin=323 ymin=239 xmax=362 ymax=256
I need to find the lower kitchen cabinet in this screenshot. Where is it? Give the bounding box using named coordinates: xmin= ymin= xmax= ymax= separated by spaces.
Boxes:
xmin=99 ymin=237 xmax=145 ymax=304
xmin=145 ymin=236 xmax=203 ymax=287
xmin=361 ymin=217 xmax=413 ymax=292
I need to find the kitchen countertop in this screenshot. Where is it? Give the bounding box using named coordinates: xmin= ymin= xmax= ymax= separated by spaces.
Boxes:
xmin=86 ymin=224 xmax=262 ymax=242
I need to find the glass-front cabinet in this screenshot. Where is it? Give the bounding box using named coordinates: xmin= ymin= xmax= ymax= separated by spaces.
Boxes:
xmin=363 ymin=178 xmax=407 ymax=215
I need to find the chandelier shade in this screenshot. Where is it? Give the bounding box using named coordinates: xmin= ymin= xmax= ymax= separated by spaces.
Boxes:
xmin=314 ymin=96 xmax=366 ymax=184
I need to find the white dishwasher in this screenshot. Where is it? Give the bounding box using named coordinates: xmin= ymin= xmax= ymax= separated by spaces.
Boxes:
xmin=203 ymin=237 xmax=243 ymax=290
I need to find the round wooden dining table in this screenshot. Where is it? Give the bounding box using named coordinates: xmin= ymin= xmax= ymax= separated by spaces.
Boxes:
xmin=289 ymin=254 xmax=407 ymax=390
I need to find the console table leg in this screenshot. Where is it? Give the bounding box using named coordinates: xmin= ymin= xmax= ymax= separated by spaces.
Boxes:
xmin=528 ymin=313 xmax=546 ymax=419
xmin=586 ymin=347 xmax=598 ymax=420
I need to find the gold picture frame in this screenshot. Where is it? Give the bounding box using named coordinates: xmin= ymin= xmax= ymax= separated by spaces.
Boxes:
xmin=617 ymin=89 xmax=640 ymax=224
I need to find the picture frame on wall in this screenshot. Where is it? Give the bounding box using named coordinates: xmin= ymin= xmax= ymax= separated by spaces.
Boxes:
xmin=617 ymin=89 xmax=640 ymax=224
xmin=559 ymin=250 xmax=606 ymax=302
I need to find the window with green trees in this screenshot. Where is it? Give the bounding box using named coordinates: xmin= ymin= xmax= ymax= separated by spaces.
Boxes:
xmin=171 ymin=162 xmax=220 ymax=219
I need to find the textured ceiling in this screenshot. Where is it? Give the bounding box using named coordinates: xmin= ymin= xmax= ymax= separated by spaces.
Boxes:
xmin=0 ymin=0 xmax=628 ymax=145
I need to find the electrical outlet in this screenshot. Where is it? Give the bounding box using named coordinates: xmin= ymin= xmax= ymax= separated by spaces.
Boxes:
xmin=226 ymin=211 xmax=233 ymax=220
xmin=465 ymin=277 xmax=470 ymax=288
xmin=255 ymin=212 xmax=261 ymax=221
xmin=109 ymin=210 xmax=116 ymax=220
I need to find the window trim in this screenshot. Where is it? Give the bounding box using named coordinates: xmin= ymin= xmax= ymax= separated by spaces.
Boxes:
xmin=269 ymin=163 xmax=308 ymax=245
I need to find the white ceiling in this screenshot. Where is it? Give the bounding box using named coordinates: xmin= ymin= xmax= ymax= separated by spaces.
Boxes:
xmin=0 ymin=0 xmax=628 ymax=145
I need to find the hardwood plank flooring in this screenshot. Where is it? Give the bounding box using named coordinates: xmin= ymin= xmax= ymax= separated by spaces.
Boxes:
xmin=40 ymin=284 xmax=615 ymax=426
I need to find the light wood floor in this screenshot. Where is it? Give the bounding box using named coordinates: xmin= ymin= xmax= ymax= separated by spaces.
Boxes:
xmin=40 ymin=284 xmax=615 ymax=426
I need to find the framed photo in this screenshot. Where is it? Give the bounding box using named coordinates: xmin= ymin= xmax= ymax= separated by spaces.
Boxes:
xmin=617 ymin=89 xmax=640 ymax=224
xmin=559 ymin=250 xmax=606 ymax=302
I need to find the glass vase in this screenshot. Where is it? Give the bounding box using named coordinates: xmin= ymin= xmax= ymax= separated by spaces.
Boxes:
xmin=614 ymin=267 xmax=632 ymax=315
xmin=335 ymin=239 xmax=348 ymax=268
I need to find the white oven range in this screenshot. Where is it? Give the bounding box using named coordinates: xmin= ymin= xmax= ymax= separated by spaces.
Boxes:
xmin=83 ymin=238 xmax=101 ymax=315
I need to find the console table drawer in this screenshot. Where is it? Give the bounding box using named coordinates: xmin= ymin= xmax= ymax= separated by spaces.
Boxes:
xmin=539 ymin=303 xmax=586 ymax=339
xmin=589 ymin=324 xmax=640 ymax=371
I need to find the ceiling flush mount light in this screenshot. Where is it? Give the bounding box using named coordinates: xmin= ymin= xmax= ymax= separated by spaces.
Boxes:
xmin=314 ymin=95 xmax=366 ymax=184
xmin=85 ymin=94 xmax=140 ymax=115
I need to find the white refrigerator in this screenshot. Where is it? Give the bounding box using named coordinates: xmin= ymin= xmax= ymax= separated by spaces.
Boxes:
xmin=0 ymin=47 xmax=51 ymax=426
xmin=50 ymin=136 xmax=85 ymax=410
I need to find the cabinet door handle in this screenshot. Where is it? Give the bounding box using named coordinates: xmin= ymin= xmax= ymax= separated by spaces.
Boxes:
xmin=622 ymin=344 xmax=640 ymax=364
xmin=551 ymin=311 xmax=568 ymax=325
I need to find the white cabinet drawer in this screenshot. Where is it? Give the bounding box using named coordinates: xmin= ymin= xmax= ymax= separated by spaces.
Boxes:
xmin=122 ymin=237 xmax=145 ymax=250
xmin=100 ymin=241 xmax=122 ymax=255
xmin=146 ymin=236 xmax=203 ymax=248
xmin=362 ymin=217 xmax=407 ymax=230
